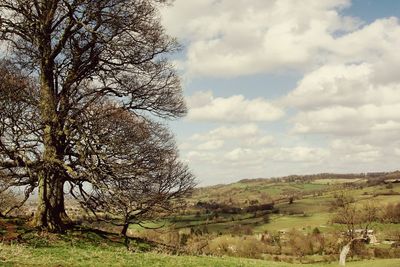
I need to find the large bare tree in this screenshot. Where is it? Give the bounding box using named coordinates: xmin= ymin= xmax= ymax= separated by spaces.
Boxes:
xmin=0 ymin=0 xmax=190 ymax=232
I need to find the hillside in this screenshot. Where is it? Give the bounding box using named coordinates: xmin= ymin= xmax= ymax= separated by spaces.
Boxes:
xmin=1 ymin=172 xmax=400 ymax=266
xmin=124 ymin=172 xmax=400 ymax=264
xmin=190 ymin=171 xmax=399 ymax=205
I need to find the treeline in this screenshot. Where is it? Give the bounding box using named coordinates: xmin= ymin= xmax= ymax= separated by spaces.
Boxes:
xmin=238 ymin=171 xmax=400 ymax=184
xmin=195 ymin=201 xmax=275 ymax=214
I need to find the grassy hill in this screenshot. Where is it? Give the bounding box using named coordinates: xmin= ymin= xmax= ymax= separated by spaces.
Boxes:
xmin=126 ymin=172 xmax=400 ymax=265
xmin=1 ymin=239 xmax=400 ymax=266
xmin=1 ymin=172 xmax=400 ymax=266
xmin=136 ymin=172 xmax=400 ymax=237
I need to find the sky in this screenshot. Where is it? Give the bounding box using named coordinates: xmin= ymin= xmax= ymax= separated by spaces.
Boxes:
xmin=159 ymin=0 xmax=400 ymax=186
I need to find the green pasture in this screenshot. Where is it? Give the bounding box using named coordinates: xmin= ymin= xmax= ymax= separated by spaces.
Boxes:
xmin=1 ymin=243 xmax=399 ymax=267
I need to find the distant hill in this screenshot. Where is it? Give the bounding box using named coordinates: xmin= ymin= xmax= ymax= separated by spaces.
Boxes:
xmin=190 ymin=170 xmax=400 ymax=206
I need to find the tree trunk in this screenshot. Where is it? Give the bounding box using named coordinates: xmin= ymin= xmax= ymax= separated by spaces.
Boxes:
xmin=121 ymin=215 xmax=134 ymax=248
xmin=339 ymin=242 xmax=351 ymax=266
xmin=32 ymin=170 xmax=70 ymax=232
xmin=121 ymin=222 xmax=130 ymax=248
xmin=32 ymin=49 xmax=70 ymax=231
xmin=121 ymin=223 xmax=129 ymax=237
xmin=339 ymin=237 xmax=368 ymax=266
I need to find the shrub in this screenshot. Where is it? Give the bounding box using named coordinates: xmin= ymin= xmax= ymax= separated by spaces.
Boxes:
xmin=322 ymin=232 xmax=342 ymax=255
xmin=312 ymin=227 xmax=321 ymax=235
xmin=390 ymin=248 xmax=400 ymax=258
xmin=264 ymin=244 xmax=281 ymax=255
xmin=286 ymin=229 xmax=313 ymax=257
xmin=263 ymin=214 xmax=270 ymax=223
xmin=185 ymin=234 xmax=211 ymax=255
xmin=231 ymin=225 xmax=253 ymax=235
xmin=382 ymin=203 xmax=400 ymax=223
xmin=386 ymin=183 xmax=394 ymax=189
xmin=350 ymin=240 xmax=369 ymax=259
xmin=207 ymin=235 xmax=265 ymax=258
xmin=374 ymin=247 xmax=391 ymax=258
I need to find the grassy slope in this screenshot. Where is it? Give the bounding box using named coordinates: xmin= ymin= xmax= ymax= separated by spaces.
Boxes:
xmin=2 ymin=177 xmax=400 ymax=266
xmin=173 ymin=180 xmax=400 ymax=236
xmin=1 ymin=243 xmax=400 ymax=267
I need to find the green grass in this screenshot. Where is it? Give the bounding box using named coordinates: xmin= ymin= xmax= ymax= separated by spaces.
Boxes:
xmin=254 ymin=213 xmax=332 ymax=233
xmin=2 ymin=179 xmax=400 ymax=266
xmin=312 ymin=178 xmax=366 ymax=185
xmin=191 ymin=181 xmax=334 ymax=204
xmin=132 ymin=182 xmax=400 ymax=237
xmin=1 ymin=243 xmax=399 ymax=267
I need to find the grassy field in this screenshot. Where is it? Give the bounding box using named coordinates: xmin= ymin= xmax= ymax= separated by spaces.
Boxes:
xmin=254 ymin=212 xmax=332 ymax=233
xmin=156 ymin=181 xmax=400 ymax=237
xmin=191 ymin=181 xmax=334 ymax=204
xmin=1 ymin=243 xmax=399 ymax=267
xmin=2 ymin=175 xmax=400 ymax=266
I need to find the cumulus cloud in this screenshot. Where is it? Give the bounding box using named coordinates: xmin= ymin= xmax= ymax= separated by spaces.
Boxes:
xmin=191 ymin=124 xmax=262 ymax=141
xmin=188 ymin=124 xmax=275 ymax=149
xmin=186 ymin=91 xmax=284 ymax=122
xmin=181 ymin=124 xmax=327 ymax=170
xmin=196 ymin=140 xmax=224 ymax=151
xmin=288 ymin=62 xmax=400 ymax=136
xmin=224 ymin=146 xmax=328 ymax=164
xmin=160 ymin=1 xmax=400 ymax=184
xmin=273 ymin=146 xmax=329 ymax=162
xmin=161 ymin=0 xmax=362 ymax=77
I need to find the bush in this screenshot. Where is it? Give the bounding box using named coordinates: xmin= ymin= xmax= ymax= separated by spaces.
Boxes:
xmin=386 ymin=183 xmax=394 ymax=189
xmin=231 ymin=225 xmax=253 ymax=235
xmin=350 ymin=240 xmax=369 ymax=259
xmin=312 ymin=227 xmax=321 ymax=235
xmin=207 ymin=235 xmax=264 ymax=258
xmin=185 ymin=235 xmax=210 ymax=255
xmin=286 ymin=229 xmax=312 ymax=256
xmin=374 ymin=247 xmax=391 ymax=258
xmin=322 ymin=232 xmax=342 ymax=255
xmin=390 ymin=248 xmax=400 ymax=258
xmin=263 ymin=214 xmax=270 ymax=223
xmin=382 ymin=203 xmax=400 ymax=223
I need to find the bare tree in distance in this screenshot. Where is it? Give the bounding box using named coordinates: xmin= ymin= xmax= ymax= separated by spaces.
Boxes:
xmin=0 ymin=0 xmax=191 ymax=232
xmin=332 ymin=193 xmax=379 ymax=266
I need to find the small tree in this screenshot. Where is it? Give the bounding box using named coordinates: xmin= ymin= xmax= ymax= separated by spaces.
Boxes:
xmin=333 ymin=195 xmax=379 ymax=266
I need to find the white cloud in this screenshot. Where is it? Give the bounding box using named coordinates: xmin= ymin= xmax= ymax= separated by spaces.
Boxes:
xmin=160 ymin=1 xmax=400 ymax=185
xmin=330 ymin=139 xmax=382 ymax=163
xmin=284 ymin=63 xmax=373 ymax=109
xmin=196 ymin=140 xmax=224 ymax=151
xmin=162 ymin=0 xmax=362 ymax=77
xmin=327 ymin=17 xmax=400 ymax=76
xmin=162 ymin=1 xmax=400 ymax=81
xmin=272 ymin=146 xmax=329 ymax=162
xmin=372 ymin=121 xmax=400 ymax=131
xmin=243 ymin=136 xmax=275 ymax=147
xmin=187 ymin=91 xmax=284 ymax=123
xmin=224 ymin=148 xmax=259 ymax=162
xmin=288 ymin=63 xmax=400 ymax=136
xmin=191 ymin=124 xmax=261 ymax=141
xmin=188 ymin=124 xmax=274 ymax=150
xmin=219 ymin=145 xmax=329 ymax=167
